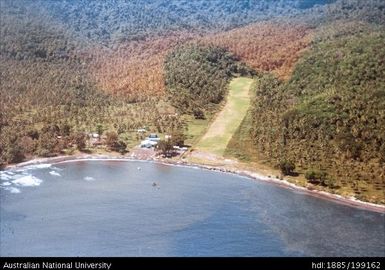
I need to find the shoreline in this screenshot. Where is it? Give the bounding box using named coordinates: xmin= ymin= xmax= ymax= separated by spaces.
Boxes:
xmin=3 ymin=153 xmax=385 ymax=214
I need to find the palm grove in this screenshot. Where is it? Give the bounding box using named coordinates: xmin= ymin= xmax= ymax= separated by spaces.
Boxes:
xmin=1 ymin=0 xmax=384 ymax=203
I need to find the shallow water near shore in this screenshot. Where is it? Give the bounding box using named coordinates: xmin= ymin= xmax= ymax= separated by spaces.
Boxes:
xmin=1 ymin=160 xmax=384 ymax=256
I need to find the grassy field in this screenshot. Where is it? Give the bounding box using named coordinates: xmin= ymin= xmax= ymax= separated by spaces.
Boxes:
xmin=195 ymin=77 xmax=253 ymax=156
xmin=183 ymin=115 xmax=211 ymax=147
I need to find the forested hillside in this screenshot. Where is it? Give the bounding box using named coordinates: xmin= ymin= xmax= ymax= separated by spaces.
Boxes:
xmin=27 ymin=0 xmax=316 ymax=44
xmin=198 ymin=22 xmax=313 ymax=79
xmin=0 ymin=0 xmax=384 ymax=203
xmin=228 ymin=21 xmax=385 ymax=203
xmin=0 ymin=0 xmax=326 ymax=165
xmin=299 ymin=0 xmax=385 ymax=26
xmin=165 ymin=45 xmax=254 ymax=115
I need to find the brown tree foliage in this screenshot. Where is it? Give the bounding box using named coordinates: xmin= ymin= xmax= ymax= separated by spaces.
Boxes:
xmin=86 ymin=32 xmax=199 ymax=101
xmin=86 ymin=22 xmax=313 ymax=100
xmin=198 ymin=22 xmax=314 ymax=79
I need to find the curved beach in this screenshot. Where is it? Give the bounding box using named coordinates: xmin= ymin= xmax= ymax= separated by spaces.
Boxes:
xmin=3 ymin=154 xmax=385 ymax=214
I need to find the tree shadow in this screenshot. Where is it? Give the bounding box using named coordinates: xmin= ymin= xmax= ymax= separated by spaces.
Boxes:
xmin=80 ymin=149 xmax=93 ymax=154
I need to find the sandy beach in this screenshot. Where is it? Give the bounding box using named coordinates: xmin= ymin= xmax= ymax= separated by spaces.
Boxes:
xmin=3 ymin=152 xmax=384 ymax=214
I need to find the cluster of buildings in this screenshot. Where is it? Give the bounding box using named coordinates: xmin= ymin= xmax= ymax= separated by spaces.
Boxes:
xmin=140 ymin=133 xmax=161 ymax=148
xmin=83 ymin=128 xmax=187 ymax=152
xmin=138 ymin=130 xmax=187 ymax=152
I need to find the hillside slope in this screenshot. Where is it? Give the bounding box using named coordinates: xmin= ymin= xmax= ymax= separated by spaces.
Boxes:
xmin=227 ymin=23 xmax=385 ymax=203
xmin=1 ymin=0 xmax=384 ymax=205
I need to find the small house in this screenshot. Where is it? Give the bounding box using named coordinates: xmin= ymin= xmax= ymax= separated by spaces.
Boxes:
xmin=88 ymin=133 xmax=99 ymax=139
xmin=146 ymin=133 xmax=160 ymax=142
xmin=140 ymin=140 xmax=158 ymax=148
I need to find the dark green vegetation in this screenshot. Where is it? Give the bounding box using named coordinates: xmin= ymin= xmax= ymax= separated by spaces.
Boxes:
xmin=299 ymin=0 xmax=385 ymax=26
xmin=156 ymin=140 xmax=174 ymax=157
xmin=279 ymin=160 xmax=296 ymax=176
xmin=165 ymin=45 xmax=254 ymax=115
xmin=21 ymin=0 xmax=330 ymax=45
xmin=227 ymin=21 xmax=385 ymax=203
xmin=305 ymin=169 xmax=329 ymax=185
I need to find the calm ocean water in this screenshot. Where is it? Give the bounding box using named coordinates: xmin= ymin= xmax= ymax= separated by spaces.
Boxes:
xmin=1 ymin=160 xmax=384 ymax=256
